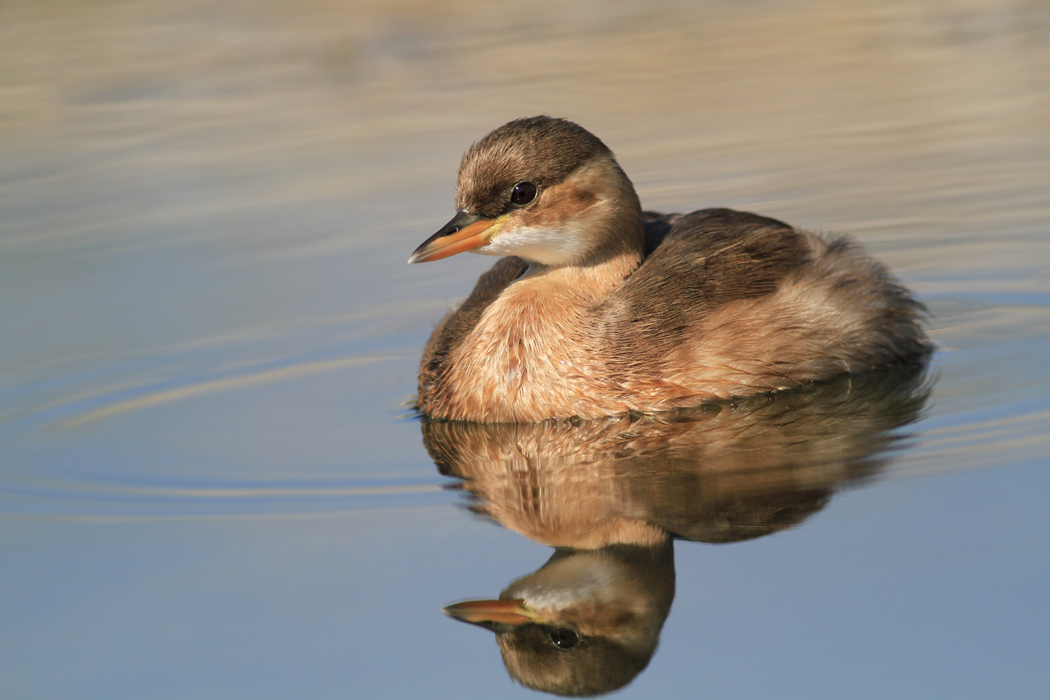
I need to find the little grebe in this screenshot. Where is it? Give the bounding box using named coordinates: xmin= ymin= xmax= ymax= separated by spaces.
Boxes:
xmin=410 ymin=117 xmax=929 ymax=423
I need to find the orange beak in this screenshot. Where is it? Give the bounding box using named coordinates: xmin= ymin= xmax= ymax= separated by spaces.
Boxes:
xmin=408 ymin=210 xmax=499 ymax=264
xmin=442 ymin=598 xmax=542 ymax=631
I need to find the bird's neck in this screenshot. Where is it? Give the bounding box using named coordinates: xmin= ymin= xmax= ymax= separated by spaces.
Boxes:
xmin=518 ymin=201 xmax=646 ymax=305
xmin=520 ymin=249 xmax=641 ymax=305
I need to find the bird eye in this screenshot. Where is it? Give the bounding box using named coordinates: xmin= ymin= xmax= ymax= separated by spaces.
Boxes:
xmin=510 ymin=182 xmax=537 ymax=206
xmin=549 ymin=628 xmax=578 ymax=649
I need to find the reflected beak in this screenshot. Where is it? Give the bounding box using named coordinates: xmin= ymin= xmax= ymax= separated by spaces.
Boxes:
xmin=442 ymin=598 xmax=542 ymax=632
xmin=408 ymin=210 xmax=501 ymax=264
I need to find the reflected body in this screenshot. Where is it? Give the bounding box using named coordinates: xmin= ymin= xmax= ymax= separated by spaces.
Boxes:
xmin=411 ymin=117 xmax=929 ymax=422
xmin=434 ymin=365 xmax=931 ymax=696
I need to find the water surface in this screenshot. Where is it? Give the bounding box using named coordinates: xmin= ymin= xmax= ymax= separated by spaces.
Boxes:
xmin=2 ymin=1 xmax=1049 ymax=698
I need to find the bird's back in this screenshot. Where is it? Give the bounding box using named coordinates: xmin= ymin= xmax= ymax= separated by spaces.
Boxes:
xmin=602 ymin=209 xmax=929 ymax=398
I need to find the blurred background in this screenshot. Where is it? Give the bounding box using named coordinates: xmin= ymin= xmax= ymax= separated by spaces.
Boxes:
xmin=1 ymin=1 xmax=1048 ymax=698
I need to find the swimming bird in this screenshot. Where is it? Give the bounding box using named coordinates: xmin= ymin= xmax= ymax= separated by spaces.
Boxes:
xmin=410 ymin=116 xmax=928 ymax=423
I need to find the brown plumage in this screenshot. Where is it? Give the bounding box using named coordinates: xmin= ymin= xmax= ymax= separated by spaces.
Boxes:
xmin=410 ymin=117 xmax=929 ymax=423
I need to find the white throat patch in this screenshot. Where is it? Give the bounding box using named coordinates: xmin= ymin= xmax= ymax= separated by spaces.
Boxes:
xmin=472 ymin=220 xmax=594 ymax=266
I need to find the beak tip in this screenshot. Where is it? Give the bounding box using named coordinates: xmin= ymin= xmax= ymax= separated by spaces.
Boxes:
xmin=409 ymin=214 xmax=497 ymax=266
xmin=440 ymin=598 xmax=538 ymax=628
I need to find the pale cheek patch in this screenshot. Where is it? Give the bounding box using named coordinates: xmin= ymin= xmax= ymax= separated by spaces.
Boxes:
xmin=473 ymin=223 xmax=593 ymax=266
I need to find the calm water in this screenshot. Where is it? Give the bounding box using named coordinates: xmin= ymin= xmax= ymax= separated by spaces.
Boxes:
xmin=2 ymin=1 xmax=1049 ymax=698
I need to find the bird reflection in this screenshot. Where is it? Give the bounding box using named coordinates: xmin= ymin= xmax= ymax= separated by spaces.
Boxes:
xmin=444 ymin=543 xmax=674 ymax=697
xmin=422 ymin=363 xmax=931 ymax=696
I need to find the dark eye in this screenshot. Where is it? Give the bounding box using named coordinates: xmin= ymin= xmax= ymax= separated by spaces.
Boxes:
xmin=510 ymin=182 xmax=537 ymax=206
xmin=549 ymin=628 xmax=578 ymax=649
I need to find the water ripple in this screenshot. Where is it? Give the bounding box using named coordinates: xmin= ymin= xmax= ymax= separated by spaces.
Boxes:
xmin=51 ymin=355 xmax=388 ymax=429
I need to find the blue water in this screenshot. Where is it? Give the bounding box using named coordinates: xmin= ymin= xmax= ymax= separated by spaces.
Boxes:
xmin=2 ymin=1 xmax=1048 ymax=698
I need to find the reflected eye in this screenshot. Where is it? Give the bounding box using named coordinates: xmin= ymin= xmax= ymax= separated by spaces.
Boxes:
xmin=549 ymin=628 xmax=578 ymax=649
xmin=510 ymin=182 xmax=537 ymax=206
